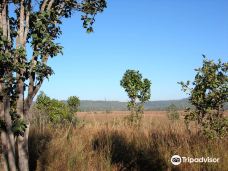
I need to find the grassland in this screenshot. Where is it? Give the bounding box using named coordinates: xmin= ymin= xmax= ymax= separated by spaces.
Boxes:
xmin=29 ymin=111 xmax=228 ymax=171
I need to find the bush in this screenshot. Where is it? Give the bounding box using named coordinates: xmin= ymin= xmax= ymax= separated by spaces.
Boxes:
xmin=179 ymin=57 xmax=228 ymax=138
xmin=34 ymin=92 xmax=77 ymax=125
xmin=67 ymin=96 xmax=80 ymax=113
xmin=166 ymin=104 xmax=179 ymax=121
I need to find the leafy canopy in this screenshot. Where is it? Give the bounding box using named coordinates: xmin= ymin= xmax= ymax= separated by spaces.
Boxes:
xmin=67 ymin=96 xmax=80 ymax=113
xmin=120 ymin=70 xmax=151 ymax=104
xmin=0 ymin=0 xmax=107 ymax=135
xmin=35 ymin=92 xmax=76 ymax=124
xmin=179 ymin=56 xmax=228 ymax=138
xmin=120 ymin=70 xmax=151 ymax=124
xmin=166 ymin=104 xmax=180 ymax=121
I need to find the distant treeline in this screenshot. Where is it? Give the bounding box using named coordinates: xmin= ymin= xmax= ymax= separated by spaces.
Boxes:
xmin=78 ymin=99 xmax=228 ymax=111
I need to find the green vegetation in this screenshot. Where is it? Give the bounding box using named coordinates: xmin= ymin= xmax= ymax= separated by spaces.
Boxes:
xmin=0 ymin=0 xmax=227 ymax=170
xmin=35 ymin=92 xmax=77 ymax=125
xmin=120 ymin=69 xmax=151 ymax=125
xmin=166 ymin=104 xmax=180 ymax=121
xmin=179 ymin=57 xmax=228 ymax=138
xmin=0 ymin=1 xmax=106 ymax=170
xmin=67 ymin=96 xmax=80 ymax=113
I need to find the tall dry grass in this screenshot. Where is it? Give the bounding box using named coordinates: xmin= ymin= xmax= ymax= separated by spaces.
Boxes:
xmin=29 ymin=111 xmax=228 ymax=171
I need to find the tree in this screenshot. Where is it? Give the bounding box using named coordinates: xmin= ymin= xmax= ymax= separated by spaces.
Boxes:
xmin=179 ymin=56 xmax=228 ymax=138
xmin=166 ymin=104 xmax=179 ymax=121
xmin=0 ymin=1 xmax=107 ymax=170
xmin=67 ymin=96 xmax=80 ymax=113
xmin=120 ymin=70 xmax=151 ymax=125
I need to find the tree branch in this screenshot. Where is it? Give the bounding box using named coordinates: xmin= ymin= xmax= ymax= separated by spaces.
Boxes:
xmin=19 ymin=0 xmax=25 ymax=45
xmin=0 ymin=80 xmax=4 ymax=118
xmin=23 ymin=0 xmax=31 ymax=45
xmin=26 ymin=54 xmax=49 ymax=111
xmin=7 ymin=17 xmax=10 ymax=41
xmin=40 ymin=0 xmax=49 ymax=12
xmin=0 ymin=9 xmax=2 ymax=29
xmin=47 ymin=0 xmax=54 ymax=10
xmin=2 ymin=0 xmax=7 ymax=37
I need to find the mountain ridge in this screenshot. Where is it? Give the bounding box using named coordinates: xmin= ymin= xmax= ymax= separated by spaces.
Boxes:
xmin=78 ymin=98 xmax=228 ymax=111
xmin=79 ymin=98 xmax=192 ymax=111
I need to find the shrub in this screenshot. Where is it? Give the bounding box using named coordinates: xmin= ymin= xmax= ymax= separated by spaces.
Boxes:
xmin=166 ymin=104 xmax=180 ymax=121
xmin=67 ymin=96 xmax=80 ymax=113
xmin=179 ymin=57 xmax=228 ymax=138
xmin=34 ymin=92 xmax=77 ymax=125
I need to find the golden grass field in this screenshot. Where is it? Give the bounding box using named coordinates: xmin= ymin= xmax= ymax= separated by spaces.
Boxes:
xmin=29 ymin=111 xmax=228 ymax=171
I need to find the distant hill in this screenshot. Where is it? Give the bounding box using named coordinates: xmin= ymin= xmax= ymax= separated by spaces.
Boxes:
xmin=79 ymin=99 xmax=228 ymax=111
xmin=79 ymin=100 xmax=127 ymax=111
xmin=79 ymin=99 xmax=192 ymax=111
xmin=144 ymin=99 xmax=192 ymax=110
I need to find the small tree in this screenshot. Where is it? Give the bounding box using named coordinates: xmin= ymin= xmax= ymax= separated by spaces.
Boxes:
xmin=179 ymin=56 xmax=228 ymax=138
xmin=120 ymin=69 xmax=151 ymax=125
xmin=166 ymin=104 xmax=179 ymax=121
xmin=67 ymin=96 xmax=80 ymax=113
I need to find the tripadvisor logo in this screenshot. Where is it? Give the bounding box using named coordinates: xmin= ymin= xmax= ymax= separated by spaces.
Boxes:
xmin=171 ymin=155 xmax=182 ymax=165
xmin=171 ymin=155 xmax=219 ymax=165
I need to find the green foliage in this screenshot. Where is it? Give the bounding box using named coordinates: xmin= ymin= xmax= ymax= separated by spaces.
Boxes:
xmin=35 ymin=92 xmax=76 ymax=125
xmin=67 ymin=96 xmax=80 ymax=113
xmin=166 ymin=104 xmax=180 ymax=121
xmin=179 ymin=56 xmax=228 ymax=138
xmin=35 ymin=91 xmax=51 ymax=111
xmin=11 ymin=118 xmax=27 ymax=137
xmin=0 ymin=0 xmax=107 ymax=138
xmin=120 ymin=70 xmax=151 ymax=125
xmin=202 ymin=116 xmax=228 ymax=139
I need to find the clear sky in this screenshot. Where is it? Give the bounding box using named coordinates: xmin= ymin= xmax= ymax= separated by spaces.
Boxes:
xmin=40 ymin=0 xmax=228 ymax=101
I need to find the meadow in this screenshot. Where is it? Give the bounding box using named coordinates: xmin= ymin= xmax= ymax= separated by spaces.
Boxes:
xmin=28 ymin=111 xmax=228 ymax=171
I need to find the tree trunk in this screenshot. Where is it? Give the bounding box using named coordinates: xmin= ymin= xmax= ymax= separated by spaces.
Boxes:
xmin=0 ymin=90 xmax=8 ymax=171
xmin=1 ymin=131 xmax=17 ymax=171
xmin=1 ymin=130 xmax=10 ymax=170
xmin=1 ymin=98 xmax=17 ymax=171
xmin=17 ymin=124 xmax=30 ymax=171
xmin=0 ymin=1 xmax=17 ymax=169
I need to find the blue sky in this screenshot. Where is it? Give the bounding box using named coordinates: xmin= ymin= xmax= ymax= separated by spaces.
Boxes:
xmin=40 ymin=0 xmax=228 ymax=101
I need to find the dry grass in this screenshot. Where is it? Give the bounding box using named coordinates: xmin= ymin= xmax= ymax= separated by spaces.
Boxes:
xmin=29 ymin=111 xmax=228 ymax=171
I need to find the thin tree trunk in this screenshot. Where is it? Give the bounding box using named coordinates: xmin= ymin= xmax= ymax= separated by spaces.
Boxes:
xmin=3 ymin=98 xmax=17 ymax=171
xmin=0 ymin=96 xmax=9 ymax=171
xmin=16 ymin=1 xmax=30 ymax=170
xmin=16 ymin=100 xmax=30 ymax=171
xmin=17 ymin=124 xmax=29 ymax=171
xmin=1 ymin=1 xmax=17 ymax=169
xmin=1 ymin=131 xmax=9 ymax=171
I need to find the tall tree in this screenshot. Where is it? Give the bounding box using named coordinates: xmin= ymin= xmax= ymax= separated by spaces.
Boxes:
xmin=0 ymin=0 xmax=106 ymax=170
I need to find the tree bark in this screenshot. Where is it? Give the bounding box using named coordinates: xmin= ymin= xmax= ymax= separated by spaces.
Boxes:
xmin=15 ymin=1 xmax=30 ymax=170
xmin=0 ymin=95 xmax=8 ymax=171
xmin=1 ymin=1 xmax=17 ymax=170
xmin=3 ymin=98 xmax=17 ymax=171
xmin=17 ymin=124 xmax=29 ymax=171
